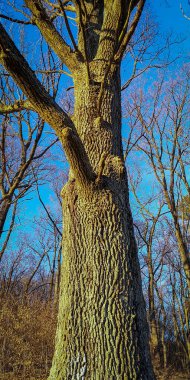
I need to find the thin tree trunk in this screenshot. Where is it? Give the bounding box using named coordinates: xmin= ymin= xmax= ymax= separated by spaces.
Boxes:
xmin=54 ymin=243 xmax=62 ymax=309
xmin=0 ymin=198 xmax=12 ymax=238
xmin=147 ymin=248 xmax=159 ymax=358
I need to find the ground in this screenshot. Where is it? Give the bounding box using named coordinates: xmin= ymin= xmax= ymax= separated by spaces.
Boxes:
xmin=0 ymin=371 xmax=190 ymax=379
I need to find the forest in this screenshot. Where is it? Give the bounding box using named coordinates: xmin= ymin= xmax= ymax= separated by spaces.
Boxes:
xmin=0 ymin=1 xmax=190 ymax=380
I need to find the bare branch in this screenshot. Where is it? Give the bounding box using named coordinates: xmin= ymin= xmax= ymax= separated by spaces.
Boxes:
xmin=36 ymin=69 xmax=72 ymax=78
xmin=0 ymin=24 xmax=96 ymax=187
xmin=33 ymin=138 xmax=59 ymax=160
xmin=57 ymin=0 xmax=78 ymax=52
xmin=115 ymin=0 xmax=146 ymax=62
xmin=75 ymin=0 xmax=90 ymax=82
xmin=0 ymin=13 xmax=33 ymax=24
xmin=24 ymin=0 xmax=79 ymax=72
xmin=0 ymin=23 xmax=74 ymax=136
xmin=0 ymin=99 xmax=34 ymax=114
xmin=35 ymin=181 xmax=62 ymax=237
xmin=180 ymin=2 xmax=190 ymax=20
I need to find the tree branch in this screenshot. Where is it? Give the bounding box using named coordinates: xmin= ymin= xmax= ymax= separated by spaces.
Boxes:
xmin=61 ymin=128 xmax=96 ymax=186
xmin=0 ymin=13 xmax=33 ymax=25
xmin=115 ymin=0 xmax=146 ymax=62
xmin=33 ymin=138 xmax=59 ymax=160
xmin=0 ymin=24 xmax=95 ymax=187
xmin=58 ymin=0 xmax=78 ymax=52
xmin=180 ymin=3 xmax=190 ymax=20
xmin=75 ymin=0 xmax=90 ymax=82
xmin=0 ymin=23 xmax=73 ymax=136
xmin=35 ymin=180 xmax=62 ymax=237
xmin=0 ymin=99 xmax=34 ymax=114
xmin=24 ymin=0 xmax=79 ymax=72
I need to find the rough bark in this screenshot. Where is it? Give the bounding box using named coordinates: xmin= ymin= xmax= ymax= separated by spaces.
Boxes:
xmin=48 ymin=67 xmax=155 ymax=379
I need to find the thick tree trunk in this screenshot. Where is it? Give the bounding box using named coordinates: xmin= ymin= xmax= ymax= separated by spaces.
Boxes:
xmin=48 ymin=67 xmax=155 ymax=379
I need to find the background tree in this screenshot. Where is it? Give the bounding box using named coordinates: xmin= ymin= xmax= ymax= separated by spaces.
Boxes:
xmin=124 ymin=65 xmax=190 ymax=374
xmin=130 ymin=177 xmax=166 ymax=361
xmin=0 ymin=55 xmax=61 ymax=260
xmin=0 ymin=176 xmax=63 ymax=378
xmin=126 ymin=68 xmax=190 ymax=291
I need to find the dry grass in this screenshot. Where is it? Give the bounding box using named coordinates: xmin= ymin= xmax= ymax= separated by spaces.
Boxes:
xmin=0 ymin=374 xmax=46 ymax=380
xmin=156 ymin=369 xmax=190 ymax=380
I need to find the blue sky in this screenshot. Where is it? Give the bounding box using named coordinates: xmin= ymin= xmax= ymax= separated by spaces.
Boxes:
xmin=153 ymin=0 xmax=190 ymax=29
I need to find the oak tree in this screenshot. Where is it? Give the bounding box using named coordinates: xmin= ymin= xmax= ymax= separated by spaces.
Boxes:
xmin=0 ymin=1 xmax=155 ymax=378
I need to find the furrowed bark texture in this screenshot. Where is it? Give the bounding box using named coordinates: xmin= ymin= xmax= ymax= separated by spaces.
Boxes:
xmin=49 ymin=65 xmax=155 ymax=379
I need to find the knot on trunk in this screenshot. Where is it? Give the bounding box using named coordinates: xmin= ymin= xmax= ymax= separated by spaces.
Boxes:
xmin=96 ymin=152 xmax=125 ymax=184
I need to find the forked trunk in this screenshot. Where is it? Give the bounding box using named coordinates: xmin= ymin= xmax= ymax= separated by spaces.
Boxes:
xmin=48 ymin=67 xmax=155 ymax=379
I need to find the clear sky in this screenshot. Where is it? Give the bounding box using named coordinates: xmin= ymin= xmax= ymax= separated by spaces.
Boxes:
xmin=152 ymin=0 xmax=190 ymax=54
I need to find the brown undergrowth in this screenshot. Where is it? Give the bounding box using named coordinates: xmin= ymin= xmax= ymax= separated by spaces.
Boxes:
xmin=0 ymin=291 xmax=189 ymax=380
xmin=0 ymin=293 xmax=56 ymax=380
